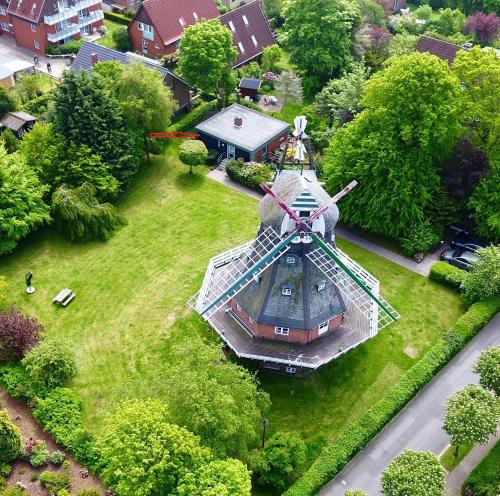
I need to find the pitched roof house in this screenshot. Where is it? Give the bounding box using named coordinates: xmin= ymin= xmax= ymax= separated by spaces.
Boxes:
xmin=1 ymin=0 xmax=103 ymax=52
xmin=71 ymin=41 xmax=192 ymax=111
xmin=0 ymin=110 xmax=37 ymax=137
xmin=416 ymin=35 xmax=462 ymax=65
xmin=128 ymin=0 xmax=274 ymax=67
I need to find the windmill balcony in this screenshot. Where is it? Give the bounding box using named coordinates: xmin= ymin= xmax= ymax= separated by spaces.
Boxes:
xmin=44 ymin=0 xmax=101 ymax=25
xmin=47 ymin=10 xmax=103 ymax=42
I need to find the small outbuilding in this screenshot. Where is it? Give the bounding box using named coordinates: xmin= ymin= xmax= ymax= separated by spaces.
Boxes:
xmin=195 ymin=103 xmax=290 ymax=162
xmin=0 ymin=111 xmax=38 ymax=138
xmin=0 ymin=65 xmax=15 ymax=90
xmin=239 ymin=77 xmax=261 ymax=100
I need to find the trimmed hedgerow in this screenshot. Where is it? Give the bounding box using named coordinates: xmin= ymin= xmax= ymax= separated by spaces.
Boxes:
xmin=429 ymin=261 xmax=465 ymax=290
xmin=284 ymin=296 xmax=500 ymax=496
xmin=169 ymin=100 xmax=220 ymax=132
xmin=462 ymin=440 xmax=500 ymax=496
xmin=226 ymin=159 xmax=274 ymax=192
xmin=103 ymin=10 xmax=130 ymax=25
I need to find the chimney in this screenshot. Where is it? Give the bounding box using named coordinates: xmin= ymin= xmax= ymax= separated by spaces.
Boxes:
xmin=90 ymin=52 xmax=98 ymax=66
xmin=234 ymin=115 xmax=243 ymax=127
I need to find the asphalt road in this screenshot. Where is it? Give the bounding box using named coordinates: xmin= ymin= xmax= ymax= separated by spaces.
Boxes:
xmin=319 ymin=312 xmax=500 ymax=496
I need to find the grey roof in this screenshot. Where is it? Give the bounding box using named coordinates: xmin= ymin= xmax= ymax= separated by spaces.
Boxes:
xmin=239 ymin=77 xmax=261 ymax=90
xmin=71 ymin=41 xmax=190 ymax=87
xmin=234 ymin=243 xmax=347 ymax=330
xmin=195 ymin=103 xmax=290 ymax=152
xmin=0 ymin=111 xmax=37 ymax=131
xmin=259 ymin=170 xmax=339 ymax=235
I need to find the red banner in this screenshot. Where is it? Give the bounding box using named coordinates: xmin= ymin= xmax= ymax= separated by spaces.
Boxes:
xmin=149 ymin=132 xmax=200 ymax=139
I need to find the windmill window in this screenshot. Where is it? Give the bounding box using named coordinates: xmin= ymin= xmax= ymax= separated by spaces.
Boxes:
xmin=282 ymin=285 xmax=292 ymax=296
xmin=275 ymin=326 xmax=289 ymax=336
xmin=236 ymin=303 xmax=241 ymax=312
xmin=286 ymin=256 xmax=295 ymax=265
xmin=316 ymin=280 xmax=326 ymax=292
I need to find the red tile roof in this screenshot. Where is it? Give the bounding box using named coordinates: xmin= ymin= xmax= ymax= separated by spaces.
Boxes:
xmin=6 ymin=0 xmax=51 ymax=22
xmin=416 ymin=35 xmax=461 ymax=65
xmin=220 ymin=0 xmax=275 ymax=67
xmin=140 ymin=0 xmax=219 ymax=46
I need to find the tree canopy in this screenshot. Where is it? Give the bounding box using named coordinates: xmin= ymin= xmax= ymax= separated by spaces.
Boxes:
xmin=97 ymin=399 xmax=211 ymax=496
xmin=178 ymin=19 xmax=237 ymax=105
xmin=381 ymin=450 xmax=446 ymax=496
xmin=275 ymin=70 xmax=303 ymax=106
xmin=461 ymin=245 xmax=500 ymax=303
xmin=474 ymin=347 xmax=500 ymax=396
xmin=0 ymin=144 xmax=50 ymax=255
xmin=179 ymin=140 xmax=208 ymax=174
xmin=0 ymin=410 xmax=21 ymax=464
xmin=324 ymin=52 xmax=462 ymax=239
xmin=282 ymin=0 xmax=361 ymax=93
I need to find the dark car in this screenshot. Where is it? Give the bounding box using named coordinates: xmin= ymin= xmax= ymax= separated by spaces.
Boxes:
xmin=440 ymin=248 xmax=478 ymax=270
xmin=450 ymin=234 xmax=487 ymax=253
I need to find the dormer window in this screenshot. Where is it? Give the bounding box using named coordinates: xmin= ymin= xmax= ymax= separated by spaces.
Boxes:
xmin=282 ymin=284 xmax=292 ymax=296
xmin=242 ymin=14 xmax=248 ymax=26
xmin=316 ymin=280 xmax=326 ymax=292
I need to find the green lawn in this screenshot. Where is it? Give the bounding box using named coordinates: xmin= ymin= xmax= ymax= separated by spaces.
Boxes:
xmin=95 ymin=19 xmax=124 ymax=50
xmin=440 ymin=444 xmax=474 ymax=472
xmin=0 ymin=145 xmax=464 ymax=449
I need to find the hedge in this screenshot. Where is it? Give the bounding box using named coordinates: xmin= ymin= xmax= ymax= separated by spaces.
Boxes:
xmin=284 ymin=296 xmax=500 ymax=496
xmin=103 ymin=10 xmax=130 ymax=25
xmin=429 ymin=261 xmax=465 ymax=290
xmin=225 ymin=159 xmax=274 ymax=192
xmin=462 ymin=440 xmax=500 ymax=496
xmin=169 ymin=99 xmax=220 ymax=132
xmin=22 ymin=93 xmax=52 ymax=119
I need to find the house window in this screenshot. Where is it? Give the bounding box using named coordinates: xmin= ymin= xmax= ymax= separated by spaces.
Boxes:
xmin=1 ymin=22 xmax=9 ymax=31
xmin=316 ymin=280 xmax=326 ymax=292
xmin=31 ymin=22 xmax=36 ymax=32
xmin=0 ymin=7 xmax=6 ymax=14
xmin=33 ymin=40 xmax=39 ymax=49
xmin=319 ymin=321 xmax=329 ymax=334
xmin=238 ymin=42 xmax=244 ymax=53
xmin=138 ymin=22 xmax=153 ymax=33
xmin=282 ymin=285 xmax=292 ymax=296
xmin=242 ymin=14 xmax=249 ymax=26
xmin=251 ymin=35 xmax=257 ymax=46
xmin=286 ymin=256 xmax=295 ymax=265
xmin=228 ymin=21 xmax=235 ymax=32
xmin=286 ymin=366 xmax=297 ymax=374
xmin=275 ymin=326 xmax=289 ymax=336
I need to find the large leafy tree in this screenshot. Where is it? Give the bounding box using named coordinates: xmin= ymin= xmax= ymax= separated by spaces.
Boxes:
xmin=453 ymin=47 xmax=499 ymax=155
xmin=0 ymin=144 xmax=50 ymax=255
xmin=19 ymin=123 xmax=118 ymax=199
xmin=0 ymin=87 xmax=15 ymax=117
xmin=282 ymin=0 xmax=360 ymax=94
xmin=176 ymin=459 xmax=251 ymax=496
xmin=96 ymin=399 xmax=211 ymax=496
xmin=52 ymin=70 xmax=139 ymax=185
xmin=161 ymin=337 xmax=270 ymax=458
xmin=115 ymin=62 xmax=176 ymax=158
xmin=178 ymin=19 xmax=237 ymax=106
xmin=461 ymin=245 xmax=500 ymax=303
xmin=474 ymin=347 xmax=500 ymax=396
xmin=443 ymin=384 xmax=499 ymax=455
xmin=325 ymin=53 xmax=462 ymax=239
xmin=381 ymin=450 xmax=446 ymax=496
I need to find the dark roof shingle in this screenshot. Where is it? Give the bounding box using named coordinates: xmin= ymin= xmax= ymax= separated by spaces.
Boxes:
xmin=416 ymin=35 xmax=461 ymax=65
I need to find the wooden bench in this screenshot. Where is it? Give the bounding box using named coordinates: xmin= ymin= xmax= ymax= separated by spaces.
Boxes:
xmin=53 ymin=288 xmax=76 ymax=307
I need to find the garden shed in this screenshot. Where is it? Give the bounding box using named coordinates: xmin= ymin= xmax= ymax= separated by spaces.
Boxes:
xmin=239 ymin=77 xmax=261 ymax=100
xmin=0 ymin=111 xmax=37 ymax=137
xmin=195 ymin=103 xmax=290 ymax=162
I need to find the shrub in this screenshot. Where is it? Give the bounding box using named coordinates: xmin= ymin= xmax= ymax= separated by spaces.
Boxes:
xmin=461 ymin=246 xmax=500 ymax=304
xmin=255 ymin=432 xmax=307 ymax=490
xmin=68 ymin=429 xmax=100 ymax=471
xmin=429 ymin=261 xmax=465 ymax=290
xmin=50 ymin=450 xmax=65 ymax=465
xmin=399 ymin=221 xmax=442 ymax=257
xmin=0 ymin=87 xmax=16 ymax=117
xmin=74 ymin=490 xmax=102 ymax=496
xmin=112 ymin=26 xmax=131 ymax=51
xmin=33 ymin=388 xmax=82 ymax=447
xmin=178 ymin=140 xmax=208 ymax=174
xmin=103 ymin=10 xmax=131 ymax=25
xmin=463 ymin=440 xmax=500 ymax=496
xmin=51 ymin=183 xmax=123 ymax=242
xmin=283 ymin=296 xmax=500 ymax=496
xmin=226 ymin=159 xmax=274 ymax=192
xmin=22 ymin=340 xmax=77 ymax=389
xmin=0 ymin=488 xmax=25 ymax=496
xmin=474 ymin=347 xmax=500 ymax=396
xmin=45 ymin=45 xmax=61 ymax=55
xmin=170 ymin=99 xmax=220 ymax=132
xmin=22 ymin=93 xmax=52 ymax=119
xmin=0 ymin=410 xmax=21 ymax=464
xmin=30 ymin=440 xmax=50 ymax=468
xmin=0 ymin=362 xmax=46 ymax=401
xmin=0 ymin=129 xmax=18 ymax=154
xmin=0 ymin=306 xmax=42 ymax=361
xmin=40 ymin=470 xmax=71 ymax=495
xmin=60 ymin=39 xmax=83 ymax=54
xmin=0 ymin=464 xmax=11 ymax=477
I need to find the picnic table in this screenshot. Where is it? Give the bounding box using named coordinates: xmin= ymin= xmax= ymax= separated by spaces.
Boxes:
xmin=53 ymin=288 xmax=75 ymax=307
xmin=268 ymin=96 xmax=278 ymax=105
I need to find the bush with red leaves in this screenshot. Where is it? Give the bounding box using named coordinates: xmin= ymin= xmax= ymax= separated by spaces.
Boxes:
xmin=464 ymin=12 xmax=500 ymax=46
xmin=0 ymin=306 xmax=42 ymax=361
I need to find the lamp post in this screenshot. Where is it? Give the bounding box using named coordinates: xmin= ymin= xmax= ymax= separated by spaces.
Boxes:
xmin=261 ymin=418 xmax=269 ymax=448
xmin=25 ymin=272 xmax=35 ymax=294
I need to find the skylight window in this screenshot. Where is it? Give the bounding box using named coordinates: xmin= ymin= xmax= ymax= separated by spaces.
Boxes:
xmin=179 ymin=17 xmax=185 ymax=26
xmin=251 ymin=35 xmax=257 ymax=46
xmin=228 ymin=20 xmax=235 ymax=32
xmin=193 ymin=11 xmax=198 ymax=21
xmin=238 ymin=42 xmax=244 ymax=53
xmin=316 ymin=280 xmax=326 ymax=292
xmin=242 ymin=14 xmax=248 ymax=26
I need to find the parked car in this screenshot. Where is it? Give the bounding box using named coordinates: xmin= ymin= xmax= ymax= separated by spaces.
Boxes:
xmin=450 ymin=233 xmax=487 ymax=253
xmin=440 ymin=248 xmax=478 ymax=270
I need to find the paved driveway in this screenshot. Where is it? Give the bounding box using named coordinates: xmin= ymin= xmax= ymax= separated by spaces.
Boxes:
xmin=0 ymin=34 xmax=69 ymax=78
xmin=319 ymin=312 xmax=500 ymax=496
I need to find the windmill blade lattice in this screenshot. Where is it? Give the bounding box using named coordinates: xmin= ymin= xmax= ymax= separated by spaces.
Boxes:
xmin=189 ymin=227 xmax=295 ymax=319
xmin=306 ymin=242 xmax=400 ymax=332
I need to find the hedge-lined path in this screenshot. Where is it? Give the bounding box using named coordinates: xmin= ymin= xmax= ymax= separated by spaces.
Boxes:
xmin=445 ymin=434 xmax=499 ymax=495
xmin=319 ymin=312 xmax=500 ymax=496
xmin=206 ymin=169 xmax=441 ymax=276
xmin=0 ymin=387 xmax=105 ymax=495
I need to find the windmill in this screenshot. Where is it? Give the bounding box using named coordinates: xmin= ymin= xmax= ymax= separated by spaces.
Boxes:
xmin=189 ymin=170 xmax=399 ymax=373
xmin=279 ymin=115 xmax=314 ymax=171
